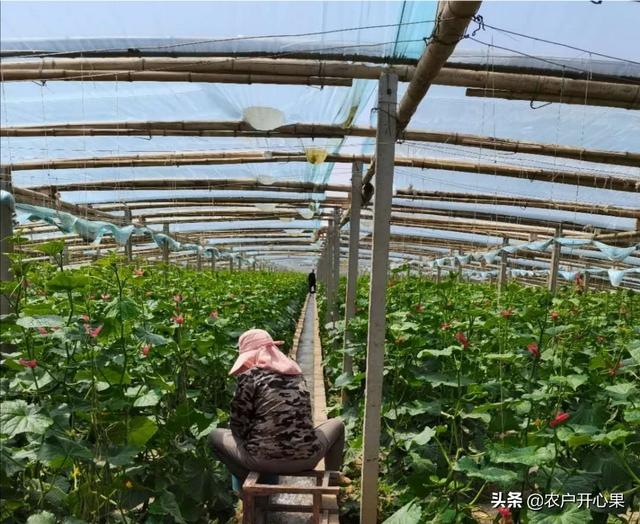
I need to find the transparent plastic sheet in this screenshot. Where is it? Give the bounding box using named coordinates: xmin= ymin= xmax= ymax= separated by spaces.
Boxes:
xmin=1 ymin=2 xmax=435 ymax=59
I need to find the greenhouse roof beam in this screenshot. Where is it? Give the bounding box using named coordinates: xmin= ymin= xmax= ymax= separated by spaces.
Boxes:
xmin=8 ymin=152 xmax=637 ymax=192
xmin=4 ymin=121 xmax=637 ymax=168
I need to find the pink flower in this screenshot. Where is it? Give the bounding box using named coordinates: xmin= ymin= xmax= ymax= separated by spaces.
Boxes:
xmin=172 ymin=314 xmax=185 ymax=325
xmin=19 ymin=358 xmax=38 ymax=369
xmin=84 ymin=324 xmax=103 ymax=338
xmin=550 ymin=311 xmax=560 ymax=322
xmin=527 ymin=342 xmax=540 ymax=359
xmin=500 ymin=309 xmax=513 ymax=319
xmin=101 ymin=293 xmax=111 ymax=301
xmin=454 ymin=331 xmax=469 ymax=349
xmin=81 ymin=314 xmax=90 ymax=322
xmin=133 ymin=269 xmax=145 ymax=277
xmin=209 ymin=310 xmax=219 ymax=320
xmin=37 ymin=327 xmax=48 ymax=336
xmin=141 ymin=344 xmax=151 ymax=357
xmin=173 ymin=294 xmax=183 ymax=303
xmin=550 ymin=412 xmax=570 ymax=428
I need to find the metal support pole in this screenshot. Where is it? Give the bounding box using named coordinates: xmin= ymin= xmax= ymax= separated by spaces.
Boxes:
xmin=1 ymin=168 xmax=15 ymax=316
xmin=342 ymin=161 xmax=362 ymax=405
xmin=547 ymin=226 xmax=562 ymax=293
xmin=498 ymin=237 xmax=509 ymax=294
xmin=252 ymin=260 xmax=256 ymax=271
xmin=162 ymin=223 xmax=170 ymax=264
xmin=211 ymin=253 xmax=216 ymax=273
xmin=196 ymin=249 xmax=202 ymax=271
xmin=436 ymin=265 xmax=441 ymax=284
xmin=124 ymin=207 xmax=133 ymax=262
xmin=360 ymin=72 xmax=397 ymax=524
xmin=230 ymin=256 xmax=234 ymax=272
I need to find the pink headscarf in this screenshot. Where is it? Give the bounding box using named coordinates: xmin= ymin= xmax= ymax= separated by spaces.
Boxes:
xmin=229 ymin=329 xmax=302 ymax=376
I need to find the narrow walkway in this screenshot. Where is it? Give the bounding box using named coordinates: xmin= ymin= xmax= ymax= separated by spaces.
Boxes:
xmin=265 ymin=294 xmax=338 ymax=524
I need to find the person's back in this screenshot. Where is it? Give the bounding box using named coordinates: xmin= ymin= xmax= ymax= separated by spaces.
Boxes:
xmin=231 ymin=368 xmax=320 ymax=460
xmin=308 ymin=270 xmax=316 ymax=293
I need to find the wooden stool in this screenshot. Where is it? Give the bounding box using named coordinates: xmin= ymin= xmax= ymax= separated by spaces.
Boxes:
xmin=241 ymin=470 xmax=340 ymax=524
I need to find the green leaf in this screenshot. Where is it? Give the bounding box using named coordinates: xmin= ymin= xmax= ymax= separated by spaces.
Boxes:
xmin=624 ymin=408 xmax=640 ymax=425
xmin=0 ymin=400 xmax=53 ymax=437
xmin=127 ymin=416 xmax=158 ymax=447
xmin=605 ymin=383 xmax=637 ymax=401
xmin=382 ymin=501 xmax=422 ymax=524
xmin=34 ymin=240 xmax=65 ymax=256
xmin=16 ymin=315 xmax=65 ymax=329
xmin=409 ymin=426 xmax=435 ymax=448
xmin=47 ymin=271 xmax=91 ymax=291
xmin=26 ymin=511 xmax=56 ymax=524
xmin=527 ymin=504 xmax=592 ymax=524
xmin=454 ymin=456 xmax=519 ymax=485
xmin=125 ymin=386 xmax=163 ymax=408
xmin=148 ymin=490 xmax=186 ymax=523
xmin=419 ymin=372 xmax=472 ymax=387
xmin=549 ymin=374 xmax=588 ymax=390
xmin=134 ymin=326 xmax=171 ymax=347
xmin=489 ymin=445 xmax=556 ymax=466
xmin=104 ymin=297 xmax=141 ymax=321
xmin=38 ymin=436 xmax=92 ymax=468
xmin=418 ymin=347 xmax=453 ymax=358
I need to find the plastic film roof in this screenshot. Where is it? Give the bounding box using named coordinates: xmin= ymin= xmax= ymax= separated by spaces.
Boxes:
xmin=1 ymin=1 xmax=639 ymax=282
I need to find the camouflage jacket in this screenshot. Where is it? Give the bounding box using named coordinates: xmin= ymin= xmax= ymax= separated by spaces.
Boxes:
xmin=230 ymin=368 xmax=321 ymax=460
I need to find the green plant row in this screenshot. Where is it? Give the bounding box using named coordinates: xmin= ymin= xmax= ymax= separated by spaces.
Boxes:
xmin=320 ymin=271 xmax=640 ymax=524
xmin=1 ymin=243 xmax=306 ymax=524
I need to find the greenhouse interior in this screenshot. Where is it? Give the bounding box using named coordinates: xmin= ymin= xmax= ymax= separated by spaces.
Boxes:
xmin=0 ymin=1 xmax=639 ymax=523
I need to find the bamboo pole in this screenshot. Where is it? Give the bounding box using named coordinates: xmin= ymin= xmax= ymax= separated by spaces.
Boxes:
xmin=0 ymin=69 xmax=352 ymax=87
xmin=396 ymin=0 xmax=482 ymax=130
xmin=4 ymin=56 xmax=635 ymax=108
xmin=29 ymin=178 xmax=348 ymax=193
xmin=547 ymin=226 xmax=562 ymax=294
xmin=0 ymin=168 xmax=14 ymax=317
xmin=465 ymin=89 xmax=640 ymax=110
xmin=10 ymin=151 xmax=637 ymax=192
xmin=498 ymin=238 xmax=509 ymax=294
xmin=395 ymin=190 xmax=640 ymax=219
xmin=124 ymin=207 xmax=133 ymax=262
xmin=162 ymin=223 xmax=170 ymax=264
xmin=5 ymin=121 xmax=636 ymax=168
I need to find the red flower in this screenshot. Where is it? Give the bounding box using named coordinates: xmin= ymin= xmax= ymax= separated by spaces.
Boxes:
xmin=81 ymin=314 xmax=90 ymax=322
xmin=440 ymin=322 xmax=451 ymax=331
xmin=527 ymin=342 xmax=540 ymax=358
xmin=454 ymin=331 xmax=469 ymax=349
xmin=172 ymin=314 xmax=185 ymax=325
xmin=19 ymin=358 xmax=38 ymax=369
xmin=209 ymin=310 xmax=219 ymax=320
xmin=133 ymin=269 xmax=145 ymax=277
xmin=173 ymin=294 xmax=183 ymax=303
xmin=101 ymin=293 xmax=111 ymax=301
xmin=497 ymin=507 xmax=512 ymax=523
xmin=550 ymin=412 xmax=570 ymax=428
xmin=550 ymin=311 xmax=560 ymax=322
xmin=84 ymin=324 xmax=103 ymax=338
xmin=500 ymin=309 xmax=513 ymax=319
xmin=141 ymin=344 xmax=151 ymax=357
xmin=37 ymin=327 xmax=48 ymax=336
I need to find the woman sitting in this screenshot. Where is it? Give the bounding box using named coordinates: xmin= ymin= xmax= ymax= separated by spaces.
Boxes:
xmin=208 ymin=329 xmax=345 ymax=486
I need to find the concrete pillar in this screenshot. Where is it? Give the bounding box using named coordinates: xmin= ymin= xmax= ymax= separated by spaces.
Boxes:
xmin=360 ymin=72 xmax=397 ymax=524
xmin=342 ymin=161 xmax=362 ymax=404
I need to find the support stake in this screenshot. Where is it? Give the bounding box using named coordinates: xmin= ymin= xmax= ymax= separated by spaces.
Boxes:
xmin=360 ymin=72 xmax=397 ymax=524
